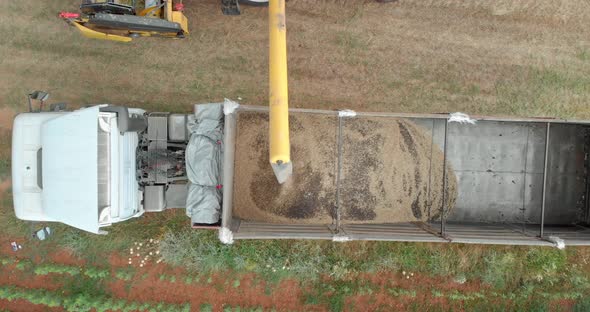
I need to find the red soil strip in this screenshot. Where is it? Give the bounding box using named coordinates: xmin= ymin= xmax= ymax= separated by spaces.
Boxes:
xmin=357 ymin=271 xmax=486 ymax=293
xmin=0 ymin=236 xmax=29 ymax=260
xmin=345 ymin=293 xmax=406 ymax=311
xmin=1 ymin=233 xmax=86 ymax=267
xmin=47 ymin=249 xmax=86 ymax=267
xmin=109 ymin=253 xmax=129 ymax=267
xmin=105 ymin=253 xmax=492 ymax=312
xmin=343 ymin=272 xmax=489 ymax=311
xmin=0 ymin=264 xmax=64 ymax=291
xmin=106 ymin=252 xmax=319 ymax=311
xmin=549 ymin=299 xmax=576 ymax=312
xmin=107 ymin=267 xmax=314 ymax=312
xmin=0 ymin=246 xmax=496 ymax=311
xmin=0 ymin=298 xmax=63 ymax=312
xmin=345 ymin=287 xmax=454 ymax=311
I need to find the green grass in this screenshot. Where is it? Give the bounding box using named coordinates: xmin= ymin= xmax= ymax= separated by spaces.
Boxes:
xmin=575 ymin=296 xmax=590 ymax=312
xmin=577 ymin=48 xmax=590 ymax=61
xmin=495 ymin=67 xmax=590 ymax=118
xmin=156 ymin=229 xmax=588 ymax=301
xmin=305 ymin=278 xmax=587 ymax=311
xmin=0 ymin=257 xmax=13 ymax=266
xmin=62 ymin=274 xmax=110 ymax=299
xmin=0 ymin=158 xmax=9 ymax=180
xmin=481 ymin=250 xmax=518 ymax=288
xmin=34 ymin=263 xmax=80 ymax=276
xmin=114 ymin=268 xmax=135 ymax=281
xmin=54 ymin=209 xmax=186 ymax=264
xmin=0 ymin=285 xmax=190 ymax=312
xmin=83 ymin=267 xmax=110 ymax=279
xmin=14 ymin=259 xmax=33 ymax=271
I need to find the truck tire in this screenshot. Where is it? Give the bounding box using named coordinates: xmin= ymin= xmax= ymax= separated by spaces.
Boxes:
xmin=239 ymin=0 xmax=268 ymax=7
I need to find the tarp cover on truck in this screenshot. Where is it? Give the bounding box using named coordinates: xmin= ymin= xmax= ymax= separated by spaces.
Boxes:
xmin=41 ymin=106 xmax=103 ymax=234
xmin=185 ymin=104 xmax=223 ymax=224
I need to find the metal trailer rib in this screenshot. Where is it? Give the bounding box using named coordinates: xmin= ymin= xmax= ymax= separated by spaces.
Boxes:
xmin=521 ymin=126 xmax=530 ymax=234
xmin=440 ymin=120 xmax=449 ymax=236
xmin=239 ymin=105 xmax=338 ymax=115
xmin=334 ymin=116 xmax=344 ymax=234
xmin=236 ymin=105 xmax=590 ymax=124
xmin=237 ymin=105 xmax=590 ymax=125
xmin=540 ymin=123 xmax=550 ymax=238
xmin=413 ymin=221 xmax=451 ymax=242
xmin=585 ymin=130 xmax=590 ymax=224
xmin=221 ymin=112 xmax=237 ymax=230
xmin=427 ymin=119 xmax=435 ymax=221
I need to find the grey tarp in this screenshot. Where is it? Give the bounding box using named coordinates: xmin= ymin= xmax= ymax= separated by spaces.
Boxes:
xmin=185 ymin=103 xmax=223 ymax=224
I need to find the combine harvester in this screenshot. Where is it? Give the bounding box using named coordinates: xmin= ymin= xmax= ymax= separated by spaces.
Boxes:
xmin=58 ymin=0 xmax=268 ymax=42
xmin=59 ymin=0 xmax=189 ymax=42
xmin=12 ymin=1 xmax=590 ymax=248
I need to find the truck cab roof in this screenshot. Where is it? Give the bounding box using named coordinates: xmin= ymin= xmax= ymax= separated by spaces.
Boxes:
xmin=12 ymin=105 xmax=143 ymax=234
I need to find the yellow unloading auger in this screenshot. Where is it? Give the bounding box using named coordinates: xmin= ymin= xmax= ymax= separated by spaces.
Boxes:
xmin=269 ymin=0 xmax=293 ymax=184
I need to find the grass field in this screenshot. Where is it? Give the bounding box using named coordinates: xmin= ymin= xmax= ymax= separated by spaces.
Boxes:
xmin=1 ymin=0 xmax=590 ymax=311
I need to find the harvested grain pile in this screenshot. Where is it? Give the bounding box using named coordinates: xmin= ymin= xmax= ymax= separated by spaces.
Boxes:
xmin=232 ymin=112 xmax=457 ymax=224
xmin=340 ymin=117 xmax=457 ymax=223
xmin=233 ymin=112 xmax=338 ymax=224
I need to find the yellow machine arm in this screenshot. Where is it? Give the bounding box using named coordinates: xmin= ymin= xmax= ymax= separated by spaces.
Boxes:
xmin=269 ymin=0 xmax=292 ymax=183
xmin=70 ymin=21 xmax=132 ymax=42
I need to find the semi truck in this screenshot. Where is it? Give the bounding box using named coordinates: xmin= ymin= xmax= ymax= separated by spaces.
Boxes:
xmin=12 ymin=0 xmax=590 ymax=248
xmin=11 ymin=100 xmax=590 ymax=248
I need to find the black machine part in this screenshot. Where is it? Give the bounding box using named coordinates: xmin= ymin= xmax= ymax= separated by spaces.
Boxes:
xmin=88 ymin=13 xmax=182 ymax=33
xmin=99 ymin=105 xmax=147 ymax=134
xmin=80 ymin=0 xmax=136 ymax=15
xmin=238 ymin=0 xmax=268 ymax=7
xmin=221 ymin=0 xmax=240 ymax=16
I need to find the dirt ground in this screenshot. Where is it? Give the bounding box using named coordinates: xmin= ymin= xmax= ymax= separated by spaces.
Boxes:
xmin=0 ymin=299 xmax=63 ymax=312
xmin=232 ymin=112 xmax=457 ymax=224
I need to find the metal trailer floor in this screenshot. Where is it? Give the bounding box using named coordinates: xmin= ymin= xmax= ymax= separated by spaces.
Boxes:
xmin=221 ymin=105 xmax=590 ymax=247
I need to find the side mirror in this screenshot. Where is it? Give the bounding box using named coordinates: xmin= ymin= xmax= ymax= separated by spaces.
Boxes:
xmin=27 ymin=90 xmax=50 ymax=112
xmin=30 ymin=91 xmax=50 ymax=101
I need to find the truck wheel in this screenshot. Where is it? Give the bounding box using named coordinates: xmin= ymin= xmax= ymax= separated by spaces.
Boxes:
xmin=239 ymin=0 xmax=268 ymax=7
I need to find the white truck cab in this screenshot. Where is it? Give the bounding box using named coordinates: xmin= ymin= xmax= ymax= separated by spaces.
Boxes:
xmin=12 ymin=105 xmax=145 ymax=234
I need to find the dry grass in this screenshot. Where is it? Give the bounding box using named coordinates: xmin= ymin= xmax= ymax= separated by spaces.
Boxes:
xmin=0 ymin=0 xmax=589 ymax=118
